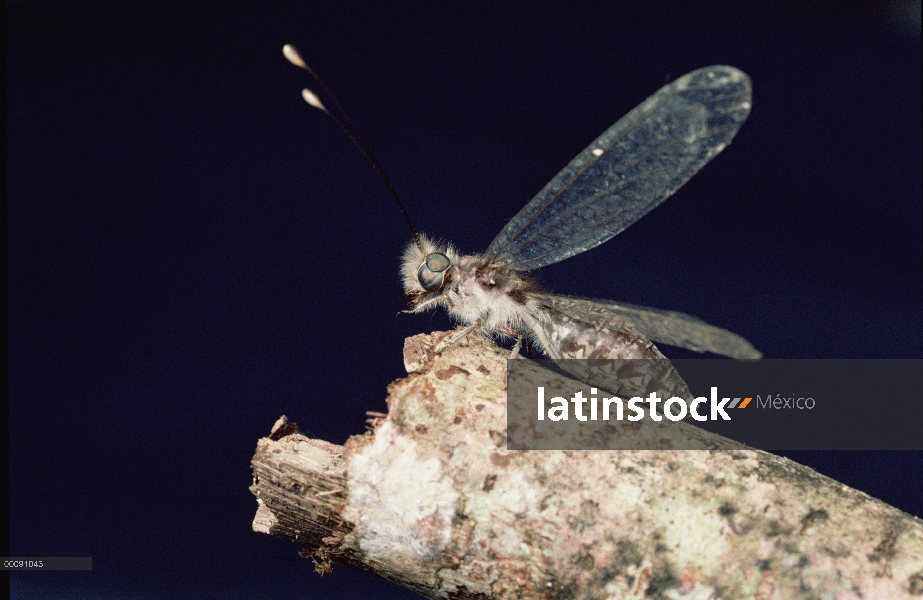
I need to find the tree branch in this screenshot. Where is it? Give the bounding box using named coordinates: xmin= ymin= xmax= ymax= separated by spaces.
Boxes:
xmin=250 ymin=332 xmax=923 ymax=599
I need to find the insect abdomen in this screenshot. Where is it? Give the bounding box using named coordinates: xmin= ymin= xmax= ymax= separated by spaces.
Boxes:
xmin=540 ymin=309 xmax=693 ymax=401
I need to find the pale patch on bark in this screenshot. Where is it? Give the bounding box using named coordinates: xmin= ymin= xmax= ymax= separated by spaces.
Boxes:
xmin=344 ymin=420 xmax=458 ymax=567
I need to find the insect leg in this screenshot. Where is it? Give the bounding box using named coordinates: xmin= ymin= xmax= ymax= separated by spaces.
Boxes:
xmin=398 ymin=295 xmax=443 ymax=315
xmin=509 ymin=336 xmax=524 ymax=360
xmin=434 ymin=322 xmax=480 ymax=354
xmin=494 ymin=325 xmax=524 ymax=359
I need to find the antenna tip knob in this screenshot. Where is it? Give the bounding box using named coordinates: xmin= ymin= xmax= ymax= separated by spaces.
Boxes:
xmin=301 ymin=88 xmax=328 ymax=112
xmin=283 ymin=44 xmax=307 ymax=69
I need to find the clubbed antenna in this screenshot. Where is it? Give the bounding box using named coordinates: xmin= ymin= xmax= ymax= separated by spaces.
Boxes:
xmin=283 ymin=44 xmax=423 ymax=252
xmin=300 ymin=89 xmax=327 ymax=113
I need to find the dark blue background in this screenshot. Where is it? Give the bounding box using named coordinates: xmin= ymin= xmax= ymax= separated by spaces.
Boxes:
xmin=7 ymin=1 xmax=921 ymax=598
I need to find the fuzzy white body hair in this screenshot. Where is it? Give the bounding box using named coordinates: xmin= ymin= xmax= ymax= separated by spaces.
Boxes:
xmin=401 ymin=235 xmax=551 ymax=350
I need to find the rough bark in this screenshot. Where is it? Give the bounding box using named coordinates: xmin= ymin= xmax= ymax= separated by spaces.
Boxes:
xmin=250 ymin=331 xmax=923 ymax=599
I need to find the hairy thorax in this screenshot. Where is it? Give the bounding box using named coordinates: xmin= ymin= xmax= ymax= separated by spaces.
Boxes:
xmin=444 ymin=255 xmax=537 ymax=331
xmin=401 ymin=236 xmax=543 ymax=336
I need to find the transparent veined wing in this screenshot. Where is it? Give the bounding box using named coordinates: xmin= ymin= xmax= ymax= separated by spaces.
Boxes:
xmin=481 ymin=66 xmax=751 ymax=271
xmin=536 ymin=293 xmax=762 ymax=359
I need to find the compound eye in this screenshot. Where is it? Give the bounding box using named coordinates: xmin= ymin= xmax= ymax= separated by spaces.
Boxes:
xmin=425 ymin=252 xmax=450 ymax=273
xmin=417 ymin=263 xmax=445 ymax=292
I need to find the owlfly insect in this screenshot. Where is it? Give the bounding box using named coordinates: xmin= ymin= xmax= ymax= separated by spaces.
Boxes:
xmin=284 ymin=46 xmax=761 ymax=399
